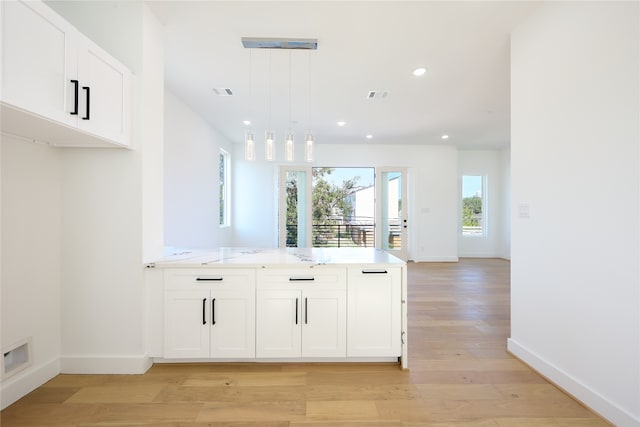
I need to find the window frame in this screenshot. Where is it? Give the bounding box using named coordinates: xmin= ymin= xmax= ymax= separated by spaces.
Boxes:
xmin=461 ymin=174 xmax=486 ymax=237
xmin=219 ymin=148 xmax=231 ymax=228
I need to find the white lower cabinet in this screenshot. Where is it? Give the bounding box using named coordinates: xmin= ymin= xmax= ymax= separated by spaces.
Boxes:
xmin=256 ymin=268 xmax=347 ymax=358
xmin=163 ymin=269 xmax=255 ymax=359
xmin=347 ymin=267 xmax=402 ymax=357
xmin=159 ymin=264 xmax=403 ymax=362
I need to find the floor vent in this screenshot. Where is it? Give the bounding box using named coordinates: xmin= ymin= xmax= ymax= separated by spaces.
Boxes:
xmin=2 ymin=339 xmax=32 ymax=379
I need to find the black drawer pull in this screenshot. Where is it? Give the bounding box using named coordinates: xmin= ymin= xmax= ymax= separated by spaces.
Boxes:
xmin=289 ymin=277 xmax=315 ymax=281
xmin=305 ymin=297 xmax=308 ymax=324
xmin=202 ymin=298 xmax=206 ymax=325
xmin=196 ymin=277 xmax=223 ymax=281
xmin=212 ymin=299 xmax=216 ymax=325
xmin=82 ymin=86 xmax=90 ymax=120
xmin=70 ymin=80 xmax=79 ymax=115
xmin=362 ymin=269 xmax=388 ymax=274
xmin=295 ymin=298 xmax=299 ymax=325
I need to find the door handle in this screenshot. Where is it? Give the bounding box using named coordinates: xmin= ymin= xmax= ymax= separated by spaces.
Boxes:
xmin=362 ymin=269 xmax=388 ymax=274
xmin=70 ymin=80 xmax=79 ymax=115
xmin=305 ymin=297 xmax=308 ymax=324
xmin=202 ymin=298 xmax=206 ymax=325
xmin=82 ymin=86 xmax=90 ymax=120
xmin=211 ymin=298 xmax=216 ymax=325
xmin=196 ymin=277 xmax=223 ymax=281
xmin=295 ymin=298 xmax=299 ymax=325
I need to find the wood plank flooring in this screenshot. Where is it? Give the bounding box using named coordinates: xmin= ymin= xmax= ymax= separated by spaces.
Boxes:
xmin=1 ymin=259 xmax=610 ymax=426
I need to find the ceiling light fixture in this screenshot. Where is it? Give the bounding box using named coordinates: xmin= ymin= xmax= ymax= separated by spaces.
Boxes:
xmin=337 ymin=121 xmax=346 ymax=127
xmin=441 ymin=134 xmax=449 ymax=140
xmin=243 ymin=120 xmax=251 ymax=126
xmin=412 ymin=67 xmax=427 ymax=77
xmin=366 ymin=134 xmax=373 ymax=139
xmin=242 ymin=37 xmax=318 ymax=162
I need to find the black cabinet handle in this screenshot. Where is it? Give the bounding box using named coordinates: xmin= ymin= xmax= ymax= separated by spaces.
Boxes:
xmin=289 ymin=277 xmax=314 ymax=281
xmin=211 ymin=299 xmax=216 ymax=325
xmin=362 ymin=269 xmax=388 ymax=274
xmin=70 ymin=80 xmax=79 ymax=115
xmin=295 ymin=298 xmax=298 ymax=325
xmin=196 ymin=277 xmax=223 ymax=281
xmin=82 ymin=86 xmax=90 ymax=120
xmin=305 ymin=297 xmax=308 ymax=324
xmin=202 ymin=298 xmax=206 ymax=325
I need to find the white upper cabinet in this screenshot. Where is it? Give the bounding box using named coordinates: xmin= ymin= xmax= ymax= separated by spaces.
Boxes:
xmin=1 ymin=0 xmax=133 ymax=148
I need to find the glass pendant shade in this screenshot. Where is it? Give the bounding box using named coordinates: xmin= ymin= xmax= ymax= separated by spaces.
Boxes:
xmin=285 ymin=132 xmax=294 ymax=162
xmin=265 ymin=131 xmax=275 ymax=161
xmin=305 ymin=132 xmax=314 ymax=162
xmin=245 ymin=131 xmax=255 ymax=161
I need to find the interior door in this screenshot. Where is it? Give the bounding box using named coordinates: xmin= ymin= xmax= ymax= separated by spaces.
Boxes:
xmin=376 ymin=168 xmax=408 ymax=260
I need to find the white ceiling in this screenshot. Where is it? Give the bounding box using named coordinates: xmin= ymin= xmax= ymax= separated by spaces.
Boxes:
xmin=147 ymin=1 xmax=540 ymax=149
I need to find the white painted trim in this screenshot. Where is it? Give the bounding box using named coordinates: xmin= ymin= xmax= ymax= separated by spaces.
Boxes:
xmin=508 ymin=339 xmax=640 ymax=427
xmin=60 ymin=354 xmax=153 ymax=374
xmin=1 ymin=357 xmax=60 ymax=410
xmin=409 ymin=257 xmax=459 ymax=263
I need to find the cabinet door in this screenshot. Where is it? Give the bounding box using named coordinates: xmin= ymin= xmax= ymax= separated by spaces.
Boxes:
xmin=211 ymin=289 xmax=256 ymax=358
xmin=164 ymin=290 xmax=210 ymax=358
xmin=302 ymin=289 xmax=346 ymax=357
xmin=256 ymin=290 xmax=301 ymax=358
xmin=1 ymin=0 xmax=77 ymax=126
xmin=347 ymin=268 xmax=401 ymax=357
xmin=77 ymin=35 xmax=132 ymax=147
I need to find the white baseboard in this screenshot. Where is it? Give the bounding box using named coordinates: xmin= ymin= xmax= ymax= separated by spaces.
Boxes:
xmin=1 ymin=357 xmax=60 ymax=410
xmin=508 ymin=338 xmax=639 ymax=427
xmin=60 ymin=354 xmax=153 ymax=374
xmin=409 ymin=256 xmax=459 ymax=263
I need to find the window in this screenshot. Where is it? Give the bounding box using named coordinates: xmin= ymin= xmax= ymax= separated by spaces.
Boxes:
xmin=219 ymin=149 xmax=230 ymax=227
xmin=462 ymin=175 xmax=484 ymax=236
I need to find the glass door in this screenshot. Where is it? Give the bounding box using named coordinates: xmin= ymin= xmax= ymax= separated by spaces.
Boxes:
xmin=376 ymin=168 xmax=408 ymax=260
xmin=279 ymin=167 xmax=312 ymax=247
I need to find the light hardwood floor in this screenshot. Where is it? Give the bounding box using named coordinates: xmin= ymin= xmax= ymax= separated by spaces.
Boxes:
xmin=1 ymin=259 xmax=610 ymax=426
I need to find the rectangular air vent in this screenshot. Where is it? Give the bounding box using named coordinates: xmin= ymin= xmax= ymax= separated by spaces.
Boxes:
xmin=367 ymin=91 xmax=388 ymax=100
xmin=213 ymin=88 xmax=234 ymax=96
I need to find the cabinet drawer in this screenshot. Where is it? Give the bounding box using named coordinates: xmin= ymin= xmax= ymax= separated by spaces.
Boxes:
xmin=164 ymin=268 xmax=255 ymax=291
xmin=257 ymin=267 xmax=346 ymax=290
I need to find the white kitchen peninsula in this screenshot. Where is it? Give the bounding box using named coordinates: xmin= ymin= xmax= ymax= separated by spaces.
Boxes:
xmin=146 ymin=247 xmax=408 ymax=368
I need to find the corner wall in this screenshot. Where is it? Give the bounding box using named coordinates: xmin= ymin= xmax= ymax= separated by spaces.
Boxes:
xmin=510 ymin=2 xmax=639 ymax=425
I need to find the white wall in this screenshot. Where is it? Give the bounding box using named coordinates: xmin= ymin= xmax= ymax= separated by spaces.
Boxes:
xmin=1 ymin=136 xmax=62 ymax=408
xmin=510 ymin=2 xmax=639 ymax=426
xmin=164 ymin=90 xmax=233 ymax=250
xmin=232 ymin=143 xmax=459 ymax=261
xmin=458 ymin=150 xmax=506 ymax=258
xmin=500 ymin=148 xmax=511 ymax=259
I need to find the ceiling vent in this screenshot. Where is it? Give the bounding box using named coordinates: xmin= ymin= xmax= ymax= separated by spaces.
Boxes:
xmin=241 ymin=37 xmax=318 ymax=50
xmin=213 ymin=88 xmax=234 ymax=96
xmin=367 ymin=91 xmax=388 ymax=100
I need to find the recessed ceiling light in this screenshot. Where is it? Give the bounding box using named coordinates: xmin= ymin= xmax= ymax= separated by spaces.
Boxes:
xmin=337 ymin=121 xmax=346 ymax=127
xmin=441 ymin=134 xmax=449 ymax=140
xmin=412 ymin=67 xmax=427 ymax=77
xmin=243 ymin=120 xmax=251 ymax=126
xmin=366 ymin=134 xmax=373 ymax=139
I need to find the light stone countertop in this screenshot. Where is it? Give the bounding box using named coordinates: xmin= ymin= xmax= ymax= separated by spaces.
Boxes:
xmin=146 ymin=247 xmax=405 ymax=269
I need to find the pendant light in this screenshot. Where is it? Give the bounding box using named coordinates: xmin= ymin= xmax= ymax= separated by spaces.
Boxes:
xmin=305 ymin=51 xmax=314 ymax=162
xmin=245 ymin=49 xmax=255 ymax=161
xmin=265 ymin=50 xmax=275 ymax=161
xmin=285 ymin=51 xmax=294 ymax=162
